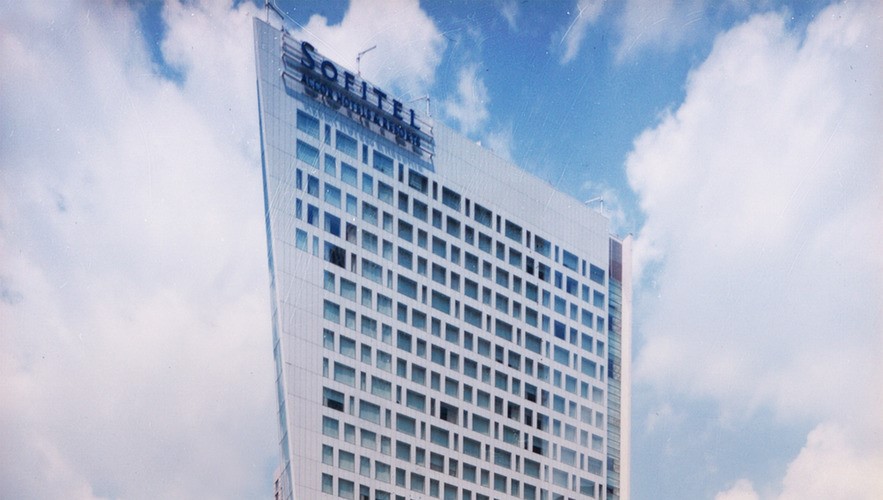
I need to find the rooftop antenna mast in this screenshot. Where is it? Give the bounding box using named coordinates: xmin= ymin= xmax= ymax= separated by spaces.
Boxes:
xmin=584 ymin=196 xmax=605 ymax=213
xmin=264 ymin=0 xmax=286 ymax=27
xmin=409 ymin=96 xmax=432 ymax=117
xmin=357 ymin=45 xmax=377 ymax=77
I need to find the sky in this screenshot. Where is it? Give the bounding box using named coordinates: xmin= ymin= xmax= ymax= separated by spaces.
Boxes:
xmin=1 ymin=0 xmax=881 ymax=499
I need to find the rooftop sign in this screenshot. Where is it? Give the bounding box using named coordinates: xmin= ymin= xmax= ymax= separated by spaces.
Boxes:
xmin=280 ymin=35 xmax=433 ymax=157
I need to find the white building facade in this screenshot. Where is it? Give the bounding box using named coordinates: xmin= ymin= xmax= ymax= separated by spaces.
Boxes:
xmin=255 ymin=16 xmax=631 ymax=500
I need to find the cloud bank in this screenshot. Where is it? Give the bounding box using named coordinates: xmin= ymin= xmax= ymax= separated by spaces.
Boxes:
xmin=627 ymin=0 xmax=882 ymax=497
xmin=1 ymin=0 xmax=262 ymax=498
xmin=0 ymin=0 xmax=452 ymax=498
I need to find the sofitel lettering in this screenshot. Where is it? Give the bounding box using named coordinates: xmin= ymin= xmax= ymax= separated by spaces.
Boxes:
xmin=300 ymin=41 xmax=420 ymax=131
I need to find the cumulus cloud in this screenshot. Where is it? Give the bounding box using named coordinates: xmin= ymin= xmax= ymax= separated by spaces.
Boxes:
xmin=293 ymin=0 xmax=446 ymax=100
xmin=614 ymin=0 xmax=705 ymax=62
xmin=442 ymin=63 xmax=491 ymax=137
xmin=0 ymin=0 xmax=283 ymax=497
xmin=558 ymin=0 xmax=605 ymax=64
xmin=0 ymin=0 xmax=450 ymax=496
xmin=627 ymin=0 xmax=882 ymax=496
xmin=776 ymin=424 xmax=883 ymax=500
xmin=715 ymin=424 xmax=883 ymax=499
xmin=715 ymin=479 xmax=759 ymax=500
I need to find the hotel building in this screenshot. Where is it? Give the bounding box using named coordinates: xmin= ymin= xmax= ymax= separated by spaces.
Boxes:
xmin=255 ymin=16 xmax=631 ymax=500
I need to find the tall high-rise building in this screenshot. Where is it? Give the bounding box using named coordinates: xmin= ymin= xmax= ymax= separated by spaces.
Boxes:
xmin=255 ymin=15 xmax=631 ymax=500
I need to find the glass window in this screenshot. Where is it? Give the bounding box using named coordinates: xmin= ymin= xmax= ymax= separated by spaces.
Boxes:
xmin=410 ymin=472 xmax=425 ymax=493
xmin=376 ymin=350 xmax=392 ymax=372
xmin=412 ymin=199 xmax=428 ymax=221
xmin=534 ymin=236 xmax=551 ymax=257
xmin=322 ymin=416 xmax=338 ymax=438
xmin=589 ymin=264 xmax=605 ymax=285
xmin=338 ymin=477 xmax=354 ymax=499
xmin=324 ymin=213 xmax=341 ymax=236
xmin=464 ymin=279 xmax=478 ymax=299
xmin=322 ymin=444 xmax=334 ymax=465
xmin=465 ymin=252 xmax=479 ymax=273
xmin=411 ymin=365 xmax=425 ymax=385
xmin=496 ymin=268 xmax=509 ymax=287
xmin=432 ymin=263 xmax=446 ymax=285
xmin=323 ymin=153 xmax=336 ymax=176
xmin=323 ymin=243 xmax=346 ymax=269
xmin=339 ymin=450 xmax=355 ymax=472
xmin=377 ymin=294 xmax=392 ymax=316
xmin=375 ymin=462 xmax=390 ymax=483
xmin=398 ymin=220 xmax=413 ymax=242
xmin=474 ymin=203 xmax=492 ymax=227
xmin=408 ymin=169 xmax=428 ymax=193
xmin=359 ymin=400 xmax=381 ymax=424
xmin=397 ymin=330 xmax=412 ymax=352
xmin=336 ymin=131 xmax=358 ymax=158
xmin=296 ymin=140 xmax=319 ymax=166
xmin=581 ymin=309 xmax=593 ymax=328
xmin=441 ymin=187 xmax=461 ymax=211
xmin=321 ymin=473 xmax=333 ymax=494
xmin=306 ymin=175 xmax=319 ymax=197
xmin=396 ymin=414 xmax=416 ymax=436
xmin=362 ymin=172 xmax=373 ymax=195
xmin=431 ymin=291 xmax=451 ymax=314
xmin=462 ymin=437 xmax=481 ymax=458
xmin=405 ymin=390 xmax=425 ymax=412
xmin=430 ymin=426 xmax=449 ymax=447
xmin=323 ymin=300 xmax=340 ymax=323
xmin=378 ymin=181 xmax=393 ymax=204
xmin=504 ymin=221 xmax=522 ymax=243
xmin=323 ymin=387 xmax=345 ymax=411
xmin=472 ymin=415 xmax=490 ymax=435
xmin=494 ymin=448 xmax=511 ymax=469
xmin=373 ymin=150 xmax=394 ymax=177
xmin=333 ymin=362 xmax=356 ymax=387
xmin=593 ymin=290 xmax=605 ymax=308
xmin=397 ymin=275 xmax=417 ymax=299
xmin=446 ymin=216 xmax=461 ymax=237
xmin=398 ymin=192 xmax=409 ymax=212
xmin=562 ymin=250 xmax=578 ymax=271
xmin=296 ymin=110 xmax=319 ymax=138
xmin=341 ymin=162 xmax=358 ymax=187
xmin=362 ymin=258 xmax=382 ymax=283
xmin=478 ymin=233 xmax=492 ymax=253
xmin=371 ymin=376 xmax=392 ymax=400
xmin=362 ymin=202 xmax=378 ymax=225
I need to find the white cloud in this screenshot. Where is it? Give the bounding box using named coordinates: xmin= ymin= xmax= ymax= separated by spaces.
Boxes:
xmin=715 ymin=479 xmax=760 ymax=500
xmin=614 ymin=0 xmax=704 ymax=62
xmin=627 ymin=0 xmax=883 ymax=496
xmin=293 ymin=0 xmax=446 ymax=100
xmin=715 ymin=424 xmax=883 ymax=499
xmin=559 ymin=0 xmax=605 ymax=64
xmin=0 ymin=0 xmax=280 ymax=498
xmin=442 ymin=64 xmax=490 ymax=137
xmin=777 ymin=424 xmax=883 ymax=500
xmin=483 ymin=125 xmax=516 ymax=163
xmin=500 ymin=0 xmax=520 ymax=31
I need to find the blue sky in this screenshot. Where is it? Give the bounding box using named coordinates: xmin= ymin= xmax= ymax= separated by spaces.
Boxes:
xmin=2 ymin=1 xmax=881 ymax=499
